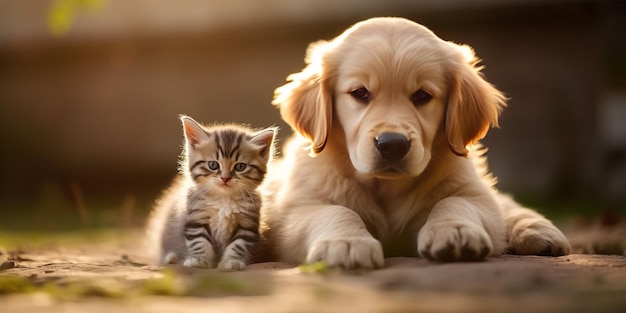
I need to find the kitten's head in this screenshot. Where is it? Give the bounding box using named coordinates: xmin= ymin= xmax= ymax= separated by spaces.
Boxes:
xmin=179 ymin=115 xmax=276 ymax=196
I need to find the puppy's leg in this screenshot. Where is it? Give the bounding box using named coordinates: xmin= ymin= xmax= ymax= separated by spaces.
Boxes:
xmin=418 ymin=196 xmax=506 ymax=261
xmin=277 ymin=205 xmax=384 ymax=269
xmin=499 ymin=194 xmax=570 ymax=256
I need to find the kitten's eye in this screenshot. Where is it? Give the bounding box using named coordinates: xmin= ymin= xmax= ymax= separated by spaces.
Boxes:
xmin=207 ymin=161 xmax=220 ymax=170
xmin=411 ymin=89 xmax=433 ymax=106
xmin=234 ymin=163 xmax=247 ymax=172
xmin=350 ymin=87 xmax=370 ymax=104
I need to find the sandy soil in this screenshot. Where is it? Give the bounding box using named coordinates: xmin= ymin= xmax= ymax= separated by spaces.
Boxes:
xmin=1 ymin=224 xmax=626 ymax=313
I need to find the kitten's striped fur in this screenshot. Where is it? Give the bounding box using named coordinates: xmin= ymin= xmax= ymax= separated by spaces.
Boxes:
xmin=147 ymin=115 xmax=276 ymax=271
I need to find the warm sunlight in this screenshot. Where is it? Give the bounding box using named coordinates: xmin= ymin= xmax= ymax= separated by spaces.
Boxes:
xmin=0 ymin=1 xmax=624 ymax=312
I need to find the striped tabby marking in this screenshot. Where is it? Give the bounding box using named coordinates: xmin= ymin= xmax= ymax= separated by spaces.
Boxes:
xmin=170 ymin=116 xmax=275 ymax=270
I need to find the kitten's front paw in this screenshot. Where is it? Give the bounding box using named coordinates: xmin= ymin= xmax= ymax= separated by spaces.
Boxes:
xmin=509 ymin=218 xmax=570 ymax=256
xmin=418 ymin=221 xmax=492 ymax=262
xmin=162 ymin=252 xmax=180 ymax=265
xmin=306 ymin=236 xmax=384 ymax=269
xmin=182 ymin=256 xmax=214 ymax=268
xmin=218 ymin=258 xmax=246 ymax=272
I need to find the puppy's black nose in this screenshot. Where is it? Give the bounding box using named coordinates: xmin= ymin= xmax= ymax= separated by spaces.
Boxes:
xmin=375 ymin=132 xmax=410 ymax=161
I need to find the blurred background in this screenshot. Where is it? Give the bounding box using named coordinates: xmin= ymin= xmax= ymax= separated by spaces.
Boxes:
xmin=0 ymin=0 xmax=624 ymax=233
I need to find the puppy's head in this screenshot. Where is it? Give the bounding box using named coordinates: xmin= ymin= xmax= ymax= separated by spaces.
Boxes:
xmin=273 ymin=17 xmax=506 ymax=178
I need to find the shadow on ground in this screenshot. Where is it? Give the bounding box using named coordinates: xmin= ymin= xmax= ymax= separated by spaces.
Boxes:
xmin=1 ymin=222 xmax=626 ymax=313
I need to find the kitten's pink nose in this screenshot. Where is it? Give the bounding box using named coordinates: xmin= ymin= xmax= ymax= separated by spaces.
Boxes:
xmin=221 ymin=176 xmax=231 ymax=184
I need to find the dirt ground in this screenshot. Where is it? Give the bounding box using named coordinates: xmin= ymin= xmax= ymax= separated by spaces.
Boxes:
xmin=1 ymin=223 xmax=626 ymax=313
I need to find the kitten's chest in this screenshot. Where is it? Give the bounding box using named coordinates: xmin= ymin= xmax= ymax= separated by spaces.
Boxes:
xmin=207 ymin=198 xmax=242 ymax=245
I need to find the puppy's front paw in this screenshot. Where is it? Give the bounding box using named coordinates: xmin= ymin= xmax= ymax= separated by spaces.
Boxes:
xmin=418 ymin=221 xmax=492 ymax=261
xmin=307 ymin=237 xmax=384 ymax=269
xmin=218 ymin=258 xmax=246 ymax=272
xmin=182 ymin=256 xmax=214 ymax=268
xmin=509 ymin=218 xmax=570 ymax=256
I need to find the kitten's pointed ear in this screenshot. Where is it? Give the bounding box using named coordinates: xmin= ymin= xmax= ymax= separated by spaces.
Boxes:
xmin=250 ymin=127 xmax=276 ymax=159
xmin=180 ymin=115 xmax=209 ymax=148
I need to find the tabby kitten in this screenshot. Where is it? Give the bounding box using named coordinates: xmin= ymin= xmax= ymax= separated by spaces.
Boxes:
xmin=147 ymin=115 xmax=276 ymax=271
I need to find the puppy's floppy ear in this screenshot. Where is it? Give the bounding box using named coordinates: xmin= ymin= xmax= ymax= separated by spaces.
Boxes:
xmin=273 ymin=41 xmax=333 ymax=156
xmin=446 ymin=44 xmax=507 ymax=156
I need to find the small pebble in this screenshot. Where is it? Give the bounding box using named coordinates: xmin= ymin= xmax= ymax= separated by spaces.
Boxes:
xmin=0 ymin=261 xmax=15 ymax=271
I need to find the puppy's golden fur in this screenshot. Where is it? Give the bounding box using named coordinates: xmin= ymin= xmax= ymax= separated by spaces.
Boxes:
xmin=262 ymin=17 xmax=569 ymax=268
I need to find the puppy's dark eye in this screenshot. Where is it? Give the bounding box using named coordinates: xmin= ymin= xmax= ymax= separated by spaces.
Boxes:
xmin=411 ymin=89 xmax=433 ymax=106
xmin=350 ymin=87 xmax=370 ymax=104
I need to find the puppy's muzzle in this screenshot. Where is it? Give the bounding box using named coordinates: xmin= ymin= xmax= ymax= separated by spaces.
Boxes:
xmin=375 ymin=132 xmax=410 ymax=161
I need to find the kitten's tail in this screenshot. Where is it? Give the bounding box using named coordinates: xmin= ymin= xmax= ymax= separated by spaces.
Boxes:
xmin=145 ymin=176 xmax=186 ymax=264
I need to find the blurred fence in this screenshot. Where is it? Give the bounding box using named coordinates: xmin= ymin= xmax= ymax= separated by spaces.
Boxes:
xmin=0 ymin=0 xmax=624 ymax=219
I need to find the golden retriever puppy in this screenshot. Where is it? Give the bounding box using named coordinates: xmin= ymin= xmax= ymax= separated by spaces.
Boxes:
xmin=262 ymin=17 xmax=570 ymax=268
